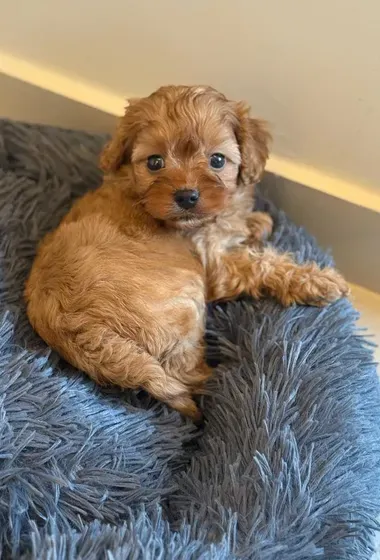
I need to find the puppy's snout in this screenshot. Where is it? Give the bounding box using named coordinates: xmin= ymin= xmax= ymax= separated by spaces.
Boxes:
xmin=174 ymin=189 xmax=200 ymax=210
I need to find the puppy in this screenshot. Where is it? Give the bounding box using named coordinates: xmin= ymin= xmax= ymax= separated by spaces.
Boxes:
xmin=25 ymin=85 xmax=349 ymax=422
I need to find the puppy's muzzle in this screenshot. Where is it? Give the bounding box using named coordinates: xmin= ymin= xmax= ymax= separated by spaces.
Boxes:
xmin=174 ymin=189 xmax=200 ymax=210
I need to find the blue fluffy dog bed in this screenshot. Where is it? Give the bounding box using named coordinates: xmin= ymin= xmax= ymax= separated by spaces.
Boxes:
xmin=1 ymin=120 xmax=380 ymax=559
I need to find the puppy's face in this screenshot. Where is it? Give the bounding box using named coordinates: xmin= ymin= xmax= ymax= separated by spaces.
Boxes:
xmin=100 ymin=86 xmax=270 ymax=228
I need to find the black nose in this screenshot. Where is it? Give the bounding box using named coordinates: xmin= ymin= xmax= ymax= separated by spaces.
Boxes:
xmin=174 ymin=189 xmax=200 ymax=210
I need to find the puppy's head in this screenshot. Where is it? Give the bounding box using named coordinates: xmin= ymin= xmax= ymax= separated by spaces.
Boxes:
xmin=100 ymin=85 xmax=270 ymax=228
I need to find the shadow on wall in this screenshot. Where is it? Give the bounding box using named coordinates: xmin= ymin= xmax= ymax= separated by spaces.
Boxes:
xmin=261 ymin=172 xmax=380 ymax=294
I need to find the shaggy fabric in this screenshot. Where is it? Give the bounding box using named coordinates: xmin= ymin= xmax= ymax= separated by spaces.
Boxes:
xmin=0 ymin=119 xmax=380 ymax=560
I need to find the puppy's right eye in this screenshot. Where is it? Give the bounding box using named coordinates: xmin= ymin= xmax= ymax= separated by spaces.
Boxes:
xmin=147 ymin=155 xmax=165 ymax=171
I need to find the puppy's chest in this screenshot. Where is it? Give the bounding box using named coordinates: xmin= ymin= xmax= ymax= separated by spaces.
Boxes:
xmin=187 ymin=217 xmax=249 ymax=267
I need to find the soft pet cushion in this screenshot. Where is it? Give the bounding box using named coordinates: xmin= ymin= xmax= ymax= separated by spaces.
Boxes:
xmin=0 ymin=120 xmax=380 ymax=559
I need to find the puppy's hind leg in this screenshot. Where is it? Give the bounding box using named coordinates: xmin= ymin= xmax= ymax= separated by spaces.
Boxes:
xmin=57 ymin=323 xmax=202 ymax=422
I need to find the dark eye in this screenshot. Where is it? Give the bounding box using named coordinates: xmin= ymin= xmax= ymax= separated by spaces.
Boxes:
xmin=147 ymin=155 xmax=165 ymax=171
xmin=209 ymin=153 xmax=226 ymax=170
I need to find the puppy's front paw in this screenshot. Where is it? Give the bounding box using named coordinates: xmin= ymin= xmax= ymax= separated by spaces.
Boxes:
xmin=289 ymin=267 xmax=350 ymax=307
xmin=246 ymin=212 xmax=273 ymax=243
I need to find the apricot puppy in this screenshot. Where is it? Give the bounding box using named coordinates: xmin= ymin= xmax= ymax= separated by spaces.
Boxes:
xmin=25 ymin=86 xmax=349 ymax=421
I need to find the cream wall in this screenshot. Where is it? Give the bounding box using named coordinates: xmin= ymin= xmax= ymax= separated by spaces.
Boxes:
xmin=1 ymin=0 xmax=380 ymax=206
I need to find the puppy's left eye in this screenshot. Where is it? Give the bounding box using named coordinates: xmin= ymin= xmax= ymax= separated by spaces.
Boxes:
xmin=209 ymin=153 xmax=226 ymax=170
xmin=147 ymin=155 xmax=165 ymax=171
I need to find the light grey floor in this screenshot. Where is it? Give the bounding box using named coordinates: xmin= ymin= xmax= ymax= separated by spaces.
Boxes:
xmin=350 ymin=284 xmax=380 ymax=365
xmin=349 ymin=284 xmax=380 ymax=559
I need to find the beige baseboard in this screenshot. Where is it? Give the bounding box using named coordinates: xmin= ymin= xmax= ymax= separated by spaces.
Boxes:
xmin=0 ymin=72 xmax=117 ymax=134
xmin=0 ymin=64 xmax=379 ymax=293
xmin=349 ymin=283 xmax=380 ymax=364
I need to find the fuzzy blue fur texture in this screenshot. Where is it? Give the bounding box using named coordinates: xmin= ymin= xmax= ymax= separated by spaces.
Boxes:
xmin=0 ymin=120 xmax=380 ymax=559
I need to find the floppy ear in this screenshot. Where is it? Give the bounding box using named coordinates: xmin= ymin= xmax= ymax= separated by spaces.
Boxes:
xmin=99 ymin=99 xmax=140 ymax=173
xmin=234 ymin=102 xmax=271 ymax=185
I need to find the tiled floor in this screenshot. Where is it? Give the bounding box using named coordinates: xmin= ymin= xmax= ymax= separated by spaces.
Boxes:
xmin=350 ymin=283 xmax=380 ymax=366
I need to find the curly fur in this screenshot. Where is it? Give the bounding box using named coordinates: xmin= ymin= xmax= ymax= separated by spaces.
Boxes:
xmin=0 ymin=119 xmax=379 ymax=558
xmin=25 ymin=86 xmax=349 ymax=421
